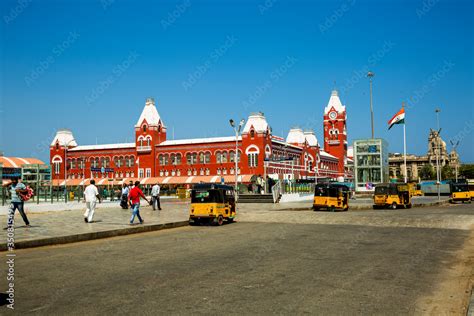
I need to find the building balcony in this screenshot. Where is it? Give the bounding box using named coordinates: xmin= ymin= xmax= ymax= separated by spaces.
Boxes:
xmin=137 ymin=146 xmax=152 ymax=153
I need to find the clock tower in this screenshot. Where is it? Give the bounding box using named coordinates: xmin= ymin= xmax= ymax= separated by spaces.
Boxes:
xmin=323 ymin=90 xmax=347 ymax=176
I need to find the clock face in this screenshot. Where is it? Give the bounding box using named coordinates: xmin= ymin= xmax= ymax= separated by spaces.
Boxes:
xmin=329 ymin=111 xmax=337 ymax=120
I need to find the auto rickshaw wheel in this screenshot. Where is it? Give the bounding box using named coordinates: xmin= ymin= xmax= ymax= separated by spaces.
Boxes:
xmin=329 ymin=206 xmax=335 ymax=212
xmin=406 ymin=203 xmax=412 ymax=209
xmin=391 ymin=202 xmax=397 ymax=210
xmin=313 ymin=206 xmax=319 ymax=212
xmin=217 ymin=215 xmax=224 ymax=226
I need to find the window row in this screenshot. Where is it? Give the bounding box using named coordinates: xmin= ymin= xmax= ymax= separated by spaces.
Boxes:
xmin=158 ymin=151 xmax=241 ymax=166
xmin=65 ymin=156 xmax=136 ymax=169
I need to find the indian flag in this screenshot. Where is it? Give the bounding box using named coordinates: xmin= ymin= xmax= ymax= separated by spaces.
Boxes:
xmin=388 ymin=107 xmax=405 ymax=130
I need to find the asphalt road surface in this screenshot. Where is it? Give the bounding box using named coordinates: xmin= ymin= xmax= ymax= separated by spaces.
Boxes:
xmin=1 ymin=203 xmax=473 ymax=315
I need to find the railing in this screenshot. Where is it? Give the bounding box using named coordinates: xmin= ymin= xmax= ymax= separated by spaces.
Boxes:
xmin=281 ymin=181 xmax=315 ymax=194
xmin=137 ymin=146 xmax=152 ymax=152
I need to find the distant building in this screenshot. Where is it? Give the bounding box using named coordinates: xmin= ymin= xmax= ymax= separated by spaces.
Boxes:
xmin=0 ymin=155 xmax=50 ymax=185
xmin=389 ymin=129 xmax=460 ymax=181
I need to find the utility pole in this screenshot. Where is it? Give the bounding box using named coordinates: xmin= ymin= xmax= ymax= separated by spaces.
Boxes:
xmin=367 ymin=71 xmax=375 ymax=139
xmin=435 ymin=108 xmax=441 ymax=201
xmin=229 ymin=118 xmax=245 ymax=198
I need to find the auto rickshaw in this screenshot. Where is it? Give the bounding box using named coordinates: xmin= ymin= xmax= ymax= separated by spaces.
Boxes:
xmin=189 ymin=184 xmax=236 ymax=226
xmin=409 ymin=183 xmax=423 ymax=196
xmin=373 ymin=183 xmax=412 ymax=209
xmin=313 ymin=183 xmax=350 ymax=212
xmin=450 ymin=182 xmax=471 ymax=203
xmin=468 ymin=180 xmax=474 ymax=201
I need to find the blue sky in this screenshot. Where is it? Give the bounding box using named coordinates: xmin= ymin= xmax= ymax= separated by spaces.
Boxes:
xmin=1 ymin=0 xmax=473 ymax=163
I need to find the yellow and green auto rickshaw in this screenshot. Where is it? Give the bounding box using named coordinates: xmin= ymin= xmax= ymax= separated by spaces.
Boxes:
xmin=409 ymin=182 xmax=423 ymax=196
xmin=450 ymin=182 xmax=471 ymax=203
xmin=189 ymin=184 xmax=236 ymax=226
xmin=313 ymin=183 xmax=350 ymax=212
xmin=373 ymin=183 xmax=412 ymax=209
xmin=468 ymin=180 xmax=474 ymax=201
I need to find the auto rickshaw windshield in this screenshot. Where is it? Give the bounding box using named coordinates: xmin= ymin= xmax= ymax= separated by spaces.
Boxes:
xmin=452 ymin=184 xmax=468 ymax=192
xmin=374 ymin=186 xmax=389 ymax=195
xmin=191 ymin=189 xmax=224 ymax=203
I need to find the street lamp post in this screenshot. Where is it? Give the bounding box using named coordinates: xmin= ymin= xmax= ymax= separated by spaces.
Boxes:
xmin=435 ymin=108 xmax=441 ymax=201
xmin=450 ymin=140 xmax=460 ymax=182
xmin=367 ymin=71 xmax=375 ymax=139
xmin=63 ymin=139 xmax=76 ymax=203
xmin=229 ymin=119 xmax=245 ymax=198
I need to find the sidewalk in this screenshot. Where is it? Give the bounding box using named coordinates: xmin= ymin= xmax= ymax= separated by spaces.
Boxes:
xmin=0 ymin=196 xmax=179 ymax=215
xmin=0 ymin=201 xmax=189 ymax=251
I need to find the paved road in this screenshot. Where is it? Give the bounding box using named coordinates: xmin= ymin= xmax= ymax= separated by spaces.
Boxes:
xmin=1 ymin=204 xmax=473 ymax=315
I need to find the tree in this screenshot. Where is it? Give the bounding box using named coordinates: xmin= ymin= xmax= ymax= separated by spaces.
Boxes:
xmin=459 ymin=164 xmax=474 ymax=179
xmin=419 ymin=164 xmax=435 ymax=180
xmin=441 ymin=165 xmax=454 ymax=180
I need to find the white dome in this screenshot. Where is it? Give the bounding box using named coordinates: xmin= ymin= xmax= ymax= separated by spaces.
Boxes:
xmin=243 ymin=112 xmax=270 ymax=134
xmin=51 ymin=129 xmax=77 ymax=147
xmin=324 ymin=90 xmax=346 ymax=114
xmin=286 ymin=127 xmax=305 ymax=145
xmin=304 ymin=130 xmax=318 ymax=147
xmin=135 ymin=98 xmax=164 ymax=128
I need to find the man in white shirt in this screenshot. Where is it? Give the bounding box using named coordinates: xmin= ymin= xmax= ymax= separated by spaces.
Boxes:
xmin=151 ymin=182 xmax=162 ymax=211
xmin=83 ymin=179 xmax=101 ymax=223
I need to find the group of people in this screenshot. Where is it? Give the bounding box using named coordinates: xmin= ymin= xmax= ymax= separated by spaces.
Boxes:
xmin=84 ymin=180 xmax=163 ymax=225
xmin=6 ymin=178 xmax=164 ymax=228
xmin=250 ymin=175 xmax=275 ymax=194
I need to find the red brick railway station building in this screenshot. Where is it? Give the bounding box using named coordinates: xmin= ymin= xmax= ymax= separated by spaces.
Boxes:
xmin=50 ymin=90 xmax=352 ymax=187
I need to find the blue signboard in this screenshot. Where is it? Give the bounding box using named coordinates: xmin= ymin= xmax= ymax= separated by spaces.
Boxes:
xmin=91 ymin=167 xmax=114 ymax=173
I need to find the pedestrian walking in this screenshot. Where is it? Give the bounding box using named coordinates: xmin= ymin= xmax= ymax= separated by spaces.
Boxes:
xmin=151 ymin=182 xmax=162 ymax=211
xmin=128 ymin=181 xmax=150 ymax=225
xmin=83 ymin=179 xmax=101 ymax=223
xmin=120 ymin=183 xmax=130 ymax=209
xmin=7 ymin=178 xmax=31 ymax=227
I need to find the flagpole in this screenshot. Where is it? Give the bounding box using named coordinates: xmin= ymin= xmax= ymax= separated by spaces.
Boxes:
xmin=402 ymin=103 xmax=407 ymax=183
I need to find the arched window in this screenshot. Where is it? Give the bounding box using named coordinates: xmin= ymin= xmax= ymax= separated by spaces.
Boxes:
xmin=250 ymin=130 xmax=255 ymax=138
xmin=55 ymin=142 xmax=59 ymax=150
xmin=143 ymin=125 xmax=147 ymax=132
xmin=147 ymin=138 xmax=151 ymax=147
xmin=204 ymin=152 xmax=211 ymax=164
xmin=221 ymin=152 xmax=228 ymax=163
xmin=199 ymin=152 xmax=205 ymax=164
xmin=176 ymin=154 xmax=182 ymax=165
xmin=216 ymin=151 xmax=222 ymax=163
